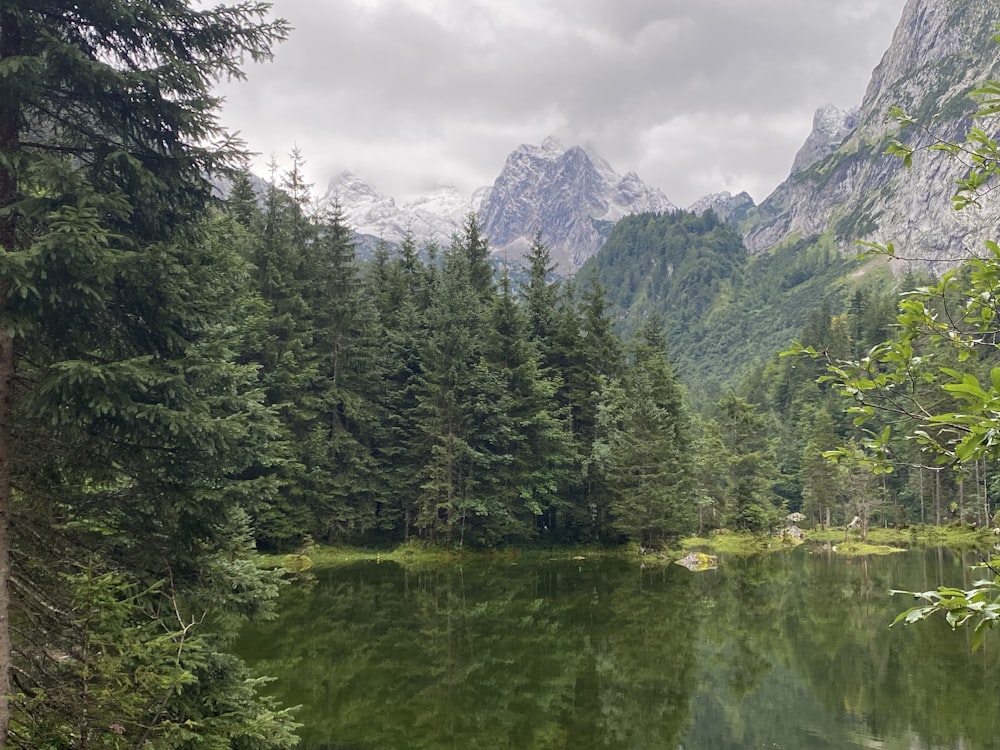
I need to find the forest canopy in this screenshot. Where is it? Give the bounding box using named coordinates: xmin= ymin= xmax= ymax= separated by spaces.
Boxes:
xmin=4 ymin=1 xmax=1000 ymax=744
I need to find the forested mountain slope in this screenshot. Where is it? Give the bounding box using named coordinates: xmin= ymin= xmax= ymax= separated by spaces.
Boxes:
xmin=580 ymin=211 xmax=874 ymax=402
xmin=583 ymin=0 xmax=1000 ymax=398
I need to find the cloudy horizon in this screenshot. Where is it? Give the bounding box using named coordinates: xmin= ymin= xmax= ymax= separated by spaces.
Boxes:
xmin=212 ymin=0 xmax=909 ymax=208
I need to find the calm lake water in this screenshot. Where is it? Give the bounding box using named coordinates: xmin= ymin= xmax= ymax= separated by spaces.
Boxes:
xmin=238 ymin=547 xmax=1000 ymax=749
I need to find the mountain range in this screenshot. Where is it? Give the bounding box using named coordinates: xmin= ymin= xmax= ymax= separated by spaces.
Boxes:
xmin=322 ymin=137 xmax=680 ymax=271
xmin=321 ymin=0 xmax=999 ymax=275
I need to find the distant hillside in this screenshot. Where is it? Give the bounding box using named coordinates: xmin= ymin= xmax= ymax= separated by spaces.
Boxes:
xmin=582 ymin=211 xmax=879 ymax=402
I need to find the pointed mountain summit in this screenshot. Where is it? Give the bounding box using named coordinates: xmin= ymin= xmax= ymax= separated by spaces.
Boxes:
xmin=743 ymin=0 xmax=1000 ymax=268
xmin=322 ymin=140 xmax=674 ymax=269
xmin=479 ymin=138 xmax=676 ymax=270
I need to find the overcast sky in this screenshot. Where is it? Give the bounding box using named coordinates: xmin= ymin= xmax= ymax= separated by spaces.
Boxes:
xmin=213 ymin=0 xmax=909 ymax=207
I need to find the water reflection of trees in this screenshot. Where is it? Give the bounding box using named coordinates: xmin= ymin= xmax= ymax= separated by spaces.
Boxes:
xmin=238 ymin=560 xmax=702 ymax=749
xmin=782 ymin=548 xmax=1000 ymax=750
xmin=685 ymin=548 xmax=1000 ymax=750
xmin=239 ymin=550 xmax=1000 ymax=750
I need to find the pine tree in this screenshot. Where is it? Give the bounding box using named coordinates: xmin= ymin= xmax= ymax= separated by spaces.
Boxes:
xmin=593 ymin=316 xmax=694 ymax=545
xmin=0 ymin=2 xmax=294 ymax=744
xmin=243 ymin=157 xmax=315 ymax=548
xmin=411 ymin=241 xmax=484 ymax=542
xmin=548 ymin=275 xmax=621 ymax=539
xmin=457 ymin=212 xmax=494 ymax=302
xmin=479 ymin=272 xmax=576 ymax=542
xmin=799 ymin=409 xmax=844 ymax=527
xmin=692 ymin=418 xmax=730 ymax=534
xmin=521 ymin=231 xmax=560 ymax=352
xmin=366 ymin=233 xmax=432 ymax=541
xmin=300 ymin=202 xmax=383 ymax=542
xmin=227 ymin=169 xmax=264 ymax=231
xmin=716 ymin=394 xmax=782 ymax=534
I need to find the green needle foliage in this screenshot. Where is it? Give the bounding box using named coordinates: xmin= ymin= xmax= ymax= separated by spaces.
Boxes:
xmin=0 ymin=1 xmax=299 ymax=746
xmin=592 ymin=315 xmax=695 ymax=546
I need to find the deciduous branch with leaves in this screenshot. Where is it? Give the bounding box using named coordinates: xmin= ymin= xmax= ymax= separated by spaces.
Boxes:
xmin=787 ymin=31 xmax=1000 ymax=645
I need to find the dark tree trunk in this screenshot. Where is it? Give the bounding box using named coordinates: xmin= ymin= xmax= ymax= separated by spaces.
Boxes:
xmin=0 ymin=9 xmax=22 ymax=742
xmin=0 ymin=330 xmax=11 ymax=746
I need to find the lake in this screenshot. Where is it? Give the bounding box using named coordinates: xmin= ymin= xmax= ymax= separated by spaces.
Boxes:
xmin=237 ymin=547 xmax=1000 ymax=749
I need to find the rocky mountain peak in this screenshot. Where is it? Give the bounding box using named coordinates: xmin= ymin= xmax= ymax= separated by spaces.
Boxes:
xmin=479 ymin=138 xmax=675 ymax=270
xmin=539 ymin=135 xmax=567 ymax=156
xmin=790 ymin=104 xmax=859 ymax=174
xmin=743 ymin=0 xmax=1000 ymax=268
xmin=320 ymin=139 xmax=672 ymax=269
xmin=688 ymin=191 xmax=756 ymax=224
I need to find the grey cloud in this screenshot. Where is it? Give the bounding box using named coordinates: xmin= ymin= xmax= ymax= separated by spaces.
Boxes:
xmin=217 ymin=0 xmax=907 ymax=206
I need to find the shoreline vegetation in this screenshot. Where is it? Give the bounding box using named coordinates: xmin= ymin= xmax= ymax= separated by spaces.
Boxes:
xmin=258 ymin=523 xmax=998 ymax=571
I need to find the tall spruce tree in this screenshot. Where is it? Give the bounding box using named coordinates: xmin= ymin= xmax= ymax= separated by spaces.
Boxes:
xmin=479 ymin=271 xmax=576 ymax=542
xmin=716 ymin=394 xmax=782 ymax=534
xmin=458 ymin=213 xmax=494 ymax=303
xmin=550 ymin=275 xmax=621 ymax=539
xmin=300 ymin=202 xmax=383 ymax=542
xmin=593 ymin=317 xmax=694 ymax=545
xmin=0 ymin=2 xmax=295 ymax=745
xmin=366 ymin=233 xmax=431 ymax=541
xmin=799 ymin=409 xmax=844 ymax=527
xmin=411 ymin=237 xmax=484 ymax=542
xmin=242 ymin=157 xmax=314 ymax=548
xmin=521 ymin=231 xmax=560 ymax=353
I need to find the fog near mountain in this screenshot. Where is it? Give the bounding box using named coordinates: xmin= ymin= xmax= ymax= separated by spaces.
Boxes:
xmin=322 ymin=137 xmax=675 ymax=270
xmin=212 ymin=0 xmax=905 ymax=210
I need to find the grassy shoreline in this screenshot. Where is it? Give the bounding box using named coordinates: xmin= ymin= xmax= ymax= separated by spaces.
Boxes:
xmin=255 ymin=540 xmax=630 ymax=571
xmin=256 ymin=523 xmax=997 ymax=570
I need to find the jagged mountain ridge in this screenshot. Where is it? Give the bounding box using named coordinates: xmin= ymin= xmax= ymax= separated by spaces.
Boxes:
xmin=477 ymin=137 xmax=677 ymax=270
xmin=322 ymin=0 xmax=997 ymax=276
xmin=321 ymin=138 xmax=679 ymax=270
xmin=743 ymin=0 xmax=1000 ymax=269
xmin=687 ymin=190 xmax=756 ymax=226
xmin=322 ymin=172 xmax=485 ymax=252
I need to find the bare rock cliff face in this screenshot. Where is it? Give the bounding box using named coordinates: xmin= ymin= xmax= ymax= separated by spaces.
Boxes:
xmin=478 ymin=137 xmax=676 ymax=271
xmin=790 ymin=105 xmax=859 ymax=174
xmin=687 ymin=191 xmax=756 ymax=225
xmin=744 ymin=0 xmax=1000 ymax=270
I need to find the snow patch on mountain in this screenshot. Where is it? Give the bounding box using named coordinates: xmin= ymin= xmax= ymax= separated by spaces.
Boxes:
xmin=478 ymin=139 xmax=676 ymax=270
xmin=323 ymin=139 xmax=675 ymax=271
xmin=687 ymin=191 xmax=756 ymax=224
xmin=322 ymin=171 xmax=476 ymax=248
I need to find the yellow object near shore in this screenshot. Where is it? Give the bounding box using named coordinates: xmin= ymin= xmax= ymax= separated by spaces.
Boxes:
xmin=675 ymin=551 xmax=719 ymax=572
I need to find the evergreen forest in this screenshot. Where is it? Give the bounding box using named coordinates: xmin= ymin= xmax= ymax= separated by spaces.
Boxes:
xmin=3 ymin=1 xmax=1000 ymax=746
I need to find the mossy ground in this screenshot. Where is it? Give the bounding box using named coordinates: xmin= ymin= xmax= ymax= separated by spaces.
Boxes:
xmin=257 ymin=523 xmax=996 ymax=570
xmin=833 ymin=541 xmax=906 ymax=556
xmin=805 ymin=523 xmax=993 ymax=552
xmin=256 ymin=541 xmax=632 ymax=571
